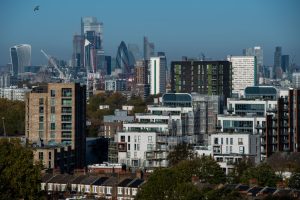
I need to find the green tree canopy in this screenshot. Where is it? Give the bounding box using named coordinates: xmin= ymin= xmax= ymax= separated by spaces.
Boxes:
xmin=0 ymin=139 xmax=41 ymax=199
xmin=167 ymin=142 xmax=196 ymax=166
xmin=174 ymin=156 xmax=226 ymax=184
xmin=135 ymin=168 xmax=204 ymax=200
xmin=288 ymin=172 xmax=300 ymax=190
xmin=0 ymin=98 xmax=25 ymax=136
xmin=241 ymin=163 xmax=281 ymax=187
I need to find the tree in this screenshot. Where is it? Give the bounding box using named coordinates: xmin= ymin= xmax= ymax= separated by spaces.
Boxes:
xmin=288 ymin=172 xmax=300 ymax=189
xmin=167 ymin=142 xmax=196 ymax=166
xmin=135 ymin=168 xmax=203 ymax=200
xmin=228 ymin=157 xmax=254 ymax=183
xmin=0 ymin=139 xmax=42 ymax=199
xmin=174 ymin=156 xmax=226 ymax=184
xmin=241 ymin=163 xmax=281 ymax=187
xmin=0 ymin=98 xmax=25 ymax=136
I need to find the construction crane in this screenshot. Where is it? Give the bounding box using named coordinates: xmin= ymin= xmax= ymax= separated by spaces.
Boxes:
xmin=41 ymin=49 xmax=70 ymax=82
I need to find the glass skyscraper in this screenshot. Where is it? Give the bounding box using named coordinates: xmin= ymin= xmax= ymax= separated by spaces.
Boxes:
xmin=10 ymin=44 xmax=31 ymax=76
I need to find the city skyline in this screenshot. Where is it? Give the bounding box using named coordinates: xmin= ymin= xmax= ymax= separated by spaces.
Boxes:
xmin=1 ymin=0 xmax=300 ymax=66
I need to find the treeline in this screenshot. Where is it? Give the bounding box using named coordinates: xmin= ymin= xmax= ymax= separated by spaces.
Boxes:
xmin=0 ymin=98 xmax=25 ymax=136
xmin=87 ymin=93 xmax=147 ymax=137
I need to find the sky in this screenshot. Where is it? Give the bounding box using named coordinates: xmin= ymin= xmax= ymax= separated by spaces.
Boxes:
xmin=0 ymin=0 xmax=300 ymax=66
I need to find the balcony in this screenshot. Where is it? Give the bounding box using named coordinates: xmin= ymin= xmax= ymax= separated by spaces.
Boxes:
xmin=267 ymin=108 xmax=277 ymax=113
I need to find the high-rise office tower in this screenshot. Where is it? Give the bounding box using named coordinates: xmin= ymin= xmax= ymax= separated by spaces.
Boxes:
xmin=143 ymin=36 xmax=155 ymax=61
xmin=116 ymin=41 xmax=131 ymax=76
xmin=133 ymin=60 xmax=150 ymax=99
xmin=10 ymin=44 xmax=31 ymax=76
xmin=171 ymin=60 xmax=232 ymax=102
xmin=274 ymin=46 xmax=282 ymax=78
xmin=150 ymin=56 xmax=166 ymax=95
xmin=228 ymin=56 xmax=256 ymax=96
xmin=292 ymin=73 xmax=300 ymax=88
xmin=26 ymin=83 xmax=86 ymax=170
xmin=281 ymin=55 xmax=289 ymax=73
xmin=81 ymin=17 xmax=104 ymax=72
xmin=72 ymin=35 xmax=84 ymax=67
xmin=243 ymin=46 xmax=263 ymax=78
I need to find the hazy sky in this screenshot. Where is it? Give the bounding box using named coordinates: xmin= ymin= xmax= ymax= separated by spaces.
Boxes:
xmin=1 ymin=0 xmax=300 ymax=66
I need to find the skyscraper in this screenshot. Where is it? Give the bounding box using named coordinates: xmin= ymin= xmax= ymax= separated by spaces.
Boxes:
xmin=143 ymin=36 xmax=155 ymax=61
xmin=243 ymin=46 xmax=263 ymax=78
xmin=274 ymin=46 xmax=282 ymax=78
xmin=116 ymin=41 xmax=131 ymax=75
xmin=81 ymin=17 xmax=104 ymax=71
xmin=10 ymin=44 xmax=31 ymax=76
xmin=72 ymin=35 xmax=84 ymax=67
xmin=281 ymin=55 xmax=289 ymax=73
xmin=228 ymin=56 xmax=256 ymax=96
xmin=150 ymin=56 xmax=166 ymax=95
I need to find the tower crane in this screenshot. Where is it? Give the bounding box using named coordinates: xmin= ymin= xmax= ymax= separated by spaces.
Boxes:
xmin=41 ymin=49 xmax=70 ymax=82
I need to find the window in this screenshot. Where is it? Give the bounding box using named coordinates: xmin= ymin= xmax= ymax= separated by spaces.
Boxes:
xmin=50 ymin=123 xmax=55 ymax=130
xmin=39 ymin=123 xmax=44 ymax=130
xmin=62 ymin=131 xmax=72 ymax=138
xmin=39 ymin=116 xmax=44 ymax=122
xmin=62 ymin=99 xmax=72 ymax=106
xmin=148 ymin=136 xmax=153 ymax=142
xmin=147 ymin=144 xmax=152 ymax=150
xmin=134 ymin=152 xmax=137 ymax=158
xmin=39 ymin=152 xmax=43 ymax=160
xmin=230 ymin=138 xmax=233 ymax=145
xmin=226 ymin=138 xmax=228 ymax=145
xmin=128 ymin=144 xmax=130 ymax=151
xmin=120 ymin=135 xmax=125 ymax=142
xmin=39 ymin=98 xmax=44 ymax=105
xmin=138 ymin=136 xmax=141 ymax=142
xmin=39 ymin=107 xmax=44 ymax=114
xmin=134 ymin=144 xmax=136 ymax=150
xmin=128 ymin=136 xmax=130 ymax=142
xmin=137 ymin=144 xmax=140 ymax=151
xmin=62 ymin=115 xmax=72 ymax=122
xmin=49 ymin=152 xmax=52 ymax=159
xmin=50 ymin=90 xmax=56 ymax=97
xmin=238 ymin=138 xmax=243 ymax=145
xmin=50 ymin=98 xmax=55 ymax=106
xmin=214 ymin=138 xmax=218 ymax=145
xmin=62 ymin=123 xmax=72 ymax=130
xmin=51 ymin=106 xmax=55 ymax=114
xmin=239 ymin=146 xmax=244 ymax=154
xmin=62 ymin=107 xmax=72 ymax=113
xmin=221 ymin=138 xmax=223 ymax=145
xmin=62 ymin=88 xmax=72 ymax=97
xmin=226 ymin=146 xmax=229 ymax=153
xmin=50 ymin=114 xmax=55 ymax=122
xmin=50 ymin=131 xmax=55 ymax=139
xmin=230 ymin=146 xmax=233 ymax=153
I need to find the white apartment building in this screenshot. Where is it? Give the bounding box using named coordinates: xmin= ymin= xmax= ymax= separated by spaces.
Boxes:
xmin=211 ymin=133 xmax=259 ymax=174
xmin=227 ymin=56 xmax=256 ymax=97
xmin=116 ymin=131 xmax=160 ymax=168
xmin=150 ymin=56 xmax=166 ymax=95
xmin=0 ymin=86 xmax=31 ymax=101
xmin=227 ymin=98 xmax=277 ymax=117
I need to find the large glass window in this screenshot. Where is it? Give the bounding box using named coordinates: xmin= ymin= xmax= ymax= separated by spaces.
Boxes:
xmin=120 ymin=135 xmax=125 ymax=142
xmin=50 ymin=90 xmax=56 ymax=97
xmin=62 ymin=123 xmax=72 ymax=130
xmin=61 ymin=115 xmax=72 ymax=122
xmin=51 ymin=107 xmax=55 ymax=114
xmin=62 ymin=88 xmax=72 ymax=97
xmin=50 ymin=123 xmax=55 ymax=130
xmin=39 ymin=98 xmax=44 ymax=105
xmin=62 ymin=131 xmax=72 ymax=138
xmin=62 ymin=107 xmax=72 ymax=113
xmin=62 ymin=99 xmax=72 ymax=106
xmin=39 ymin=107 xmax=44 ymax=114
